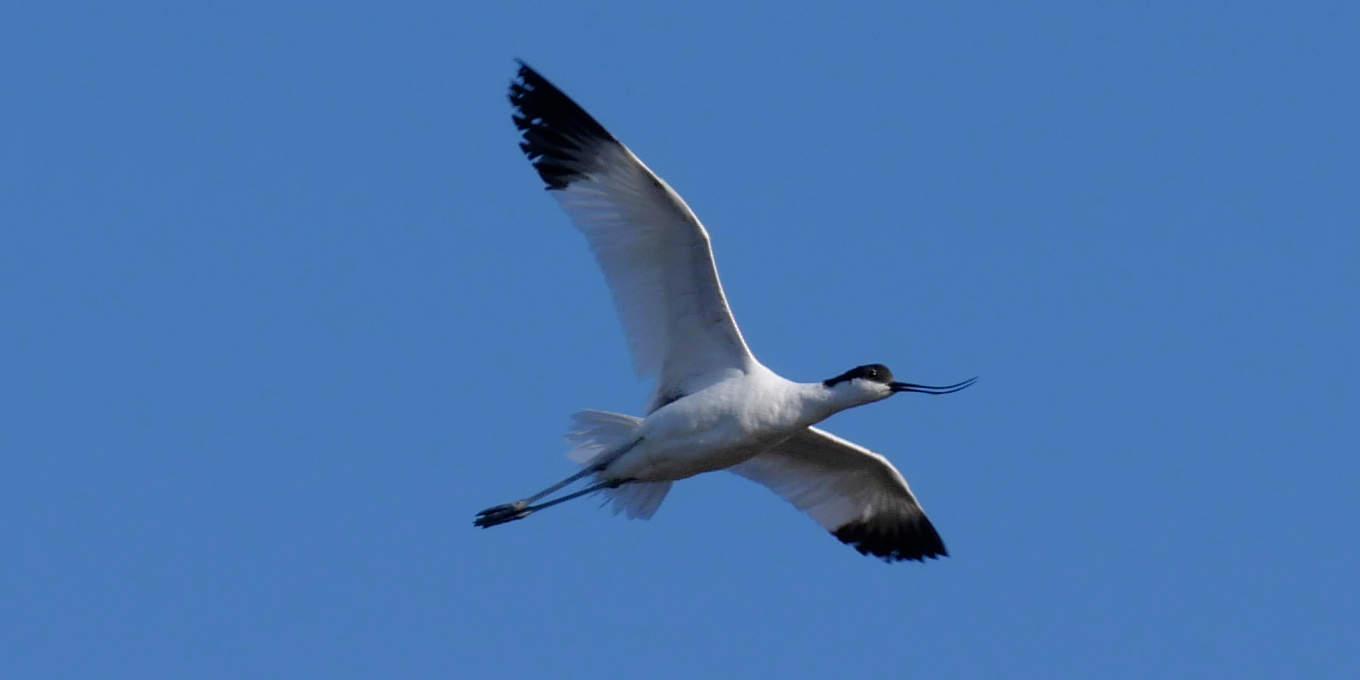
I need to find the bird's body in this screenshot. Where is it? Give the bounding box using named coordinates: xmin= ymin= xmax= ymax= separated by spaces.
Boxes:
xmin=611 ymin=367 xmax=820 ymax=482
xmin=476 ymin=63 xmax=975 ymax=562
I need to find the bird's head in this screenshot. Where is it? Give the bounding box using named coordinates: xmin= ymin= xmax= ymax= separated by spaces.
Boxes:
xmin=822 ymin=363 xmax=976 ymax=409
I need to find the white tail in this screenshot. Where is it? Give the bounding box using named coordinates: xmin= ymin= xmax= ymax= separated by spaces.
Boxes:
xmin=565 ymin=410 xmax=641 ymax=464
xmin=564 ymin=410 xmax=672 ymax=520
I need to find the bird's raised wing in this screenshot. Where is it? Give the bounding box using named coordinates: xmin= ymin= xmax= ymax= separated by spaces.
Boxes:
xmin=731 ymin=427 xmax=947 ymax=562
xmin=509 ymin=64 xmax=757 ymax=410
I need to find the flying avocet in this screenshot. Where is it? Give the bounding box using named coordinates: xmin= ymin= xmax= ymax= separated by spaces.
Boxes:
xmin=475 ymin=63 xmax=975 ymax=562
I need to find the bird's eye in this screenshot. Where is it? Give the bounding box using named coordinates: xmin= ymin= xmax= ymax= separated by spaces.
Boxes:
xmin=865 ymin=368 xmax=878 ymax=379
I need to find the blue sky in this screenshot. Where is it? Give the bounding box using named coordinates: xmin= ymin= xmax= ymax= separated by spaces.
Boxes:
xmin=3 ymin=1 xmax=1357 ymax=677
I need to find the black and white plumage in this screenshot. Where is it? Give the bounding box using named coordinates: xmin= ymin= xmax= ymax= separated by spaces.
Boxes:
xmin=478 ymin=63 xmax=974 ymax=563
xmin=510 ymin=64 xmax=754 ymax=411
xmin=734 ymin=428 xmax=947 ymax=561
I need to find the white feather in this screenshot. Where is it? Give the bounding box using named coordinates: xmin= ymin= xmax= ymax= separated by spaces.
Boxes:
xmin=602 ymin=481 xmax=673 ymax=520
xmin=564 ymin=410 xmax=641 ymax=465
xmin=549 ymin=142 xmax=757 ymax=410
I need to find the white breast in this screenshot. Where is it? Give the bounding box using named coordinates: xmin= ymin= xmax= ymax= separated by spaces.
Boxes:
xmin=604 ymin=368 xmax=815 ymax=481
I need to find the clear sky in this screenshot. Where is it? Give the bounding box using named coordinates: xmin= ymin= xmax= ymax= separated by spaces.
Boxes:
xmin=3 ymin=1 xmax=1357 ymax=678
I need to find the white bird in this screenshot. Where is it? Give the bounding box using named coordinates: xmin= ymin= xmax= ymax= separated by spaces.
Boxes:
xmin=476 ymin=63 xmax=975 ymax=562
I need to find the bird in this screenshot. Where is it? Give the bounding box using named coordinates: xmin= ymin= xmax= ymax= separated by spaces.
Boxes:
xmin=475 ymin=63 xmax=975 ymax=562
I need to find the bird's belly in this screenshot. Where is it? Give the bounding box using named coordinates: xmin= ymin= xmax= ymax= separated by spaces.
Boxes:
xmin=608 ymin=427 xmax=789 ymax=482
xmin=604 ymin=380 xmax=807 ymax=482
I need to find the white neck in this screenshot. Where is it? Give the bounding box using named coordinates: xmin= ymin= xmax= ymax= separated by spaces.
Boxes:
xmin=789 ymin=380 xmax=882 ymax=426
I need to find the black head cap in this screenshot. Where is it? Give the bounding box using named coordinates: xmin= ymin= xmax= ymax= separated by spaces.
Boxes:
xmin=823 ymin=364 xmax=895 ymax=388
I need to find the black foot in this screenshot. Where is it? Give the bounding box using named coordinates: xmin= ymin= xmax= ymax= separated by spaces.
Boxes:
xmin=474 ymin=501 xmax=532 ymax=528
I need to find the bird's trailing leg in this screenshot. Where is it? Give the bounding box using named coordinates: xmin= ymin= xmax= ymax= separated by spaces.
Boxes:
xmin=473 ymin=438 xmax=641 ymax=528
xmin=474 ymin=478 xmax=632 ymax=528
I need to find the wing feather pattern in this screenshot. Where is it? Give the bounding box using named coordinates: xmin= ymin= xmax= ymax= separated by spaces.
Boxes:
xmin=732 ymin=427 xmax=948 ymax=562
xmin=509 ymin=64 xmax=756 ymax=409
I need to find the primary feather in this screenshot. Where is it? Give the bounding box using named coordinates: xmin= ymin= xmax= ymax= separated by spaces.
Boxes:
xmin=510 ymin=64 xmax=756 ymax=411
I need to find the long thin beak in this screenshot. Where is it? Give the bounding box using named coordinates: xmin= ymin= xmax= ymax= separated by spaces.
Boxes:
xmin=890 ymin=377 xmax=977 ymax=395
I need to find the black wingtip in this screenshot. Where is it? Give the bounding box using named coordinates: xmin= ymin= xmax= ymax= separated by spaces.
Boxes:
xmin=833 ymin=514 xmax=949 ymax=563
xmin=508 ymin=63 xmax=618 ymax=190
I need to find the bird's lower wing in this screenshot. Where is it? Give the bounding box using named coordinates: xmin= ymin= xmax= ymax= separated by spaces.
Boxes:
xmin=730 ymin=427 xmax=947 ymax=562
xmin=509 ymin=64 xmax=756 ymax=407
